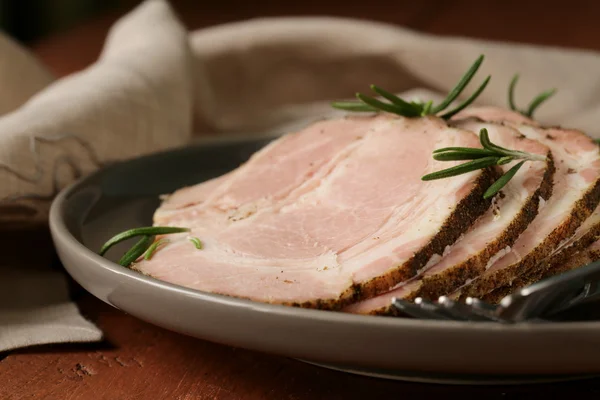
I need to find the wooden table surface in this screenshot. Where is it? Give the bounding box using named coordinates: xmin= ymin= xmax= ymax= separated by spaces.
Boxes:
xmin=3 ymin=1 xmax=600 ymax=398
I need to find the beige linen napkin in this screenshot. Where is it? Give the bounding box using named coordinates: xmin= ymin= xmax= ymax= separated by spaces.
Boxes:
xmin=2 ymin=0 xmax=600 ymax=351
xmin=189 ymin=16 xmax=600 ymax=138
xmin=0 ymin=0 xmax=192 ymax=351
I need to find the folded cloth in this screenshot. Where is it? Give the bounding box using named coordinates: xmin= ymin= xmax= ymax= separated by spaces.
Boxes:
xmin=2 ymin=0 xmax=600 ymax=351
xmin=0 ymin=0 xmax=192 ymax=351
xmin=189 ymin=16 xmax=600 ymax=137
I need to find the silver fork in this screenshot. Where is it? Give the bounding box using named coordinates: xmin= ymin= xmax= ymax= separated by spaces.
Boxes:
xmin=391 ymin=259 xmax=600 ymax=323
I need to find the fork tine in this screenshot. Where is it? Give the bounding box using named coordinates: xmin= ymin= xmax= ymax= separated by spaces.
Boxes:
xmin=416 ymin=297 xmax=464 ymax=320
xmin=391 ymin=298 xmax=454 ymax=320
xmin=465 ymin=297 xmax=509 ymax=323
xmin=437 ymin=296 xmax=493 ymax=321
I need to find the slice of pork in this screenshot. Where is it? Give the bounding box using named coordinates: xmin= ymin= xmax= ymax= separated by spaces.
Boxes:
xmin=484 ymin=237 xmax=600 ymax=303
xmin=130 ymin=115 xmax=494 ymax=309
xmin=154 ymin=172 xmax=233 ymax=217
xmin=483 ymin=205 xmax=600 ymax=302
xmin=344 ymin=119 xmax=553 ymax=315
xmin=456 ymin=106 xmax=539 ymax=127
xmin=543 ymin=237 xmax=600 ymax=279
xmin=454 ymin=120 xmax=600 ymax=300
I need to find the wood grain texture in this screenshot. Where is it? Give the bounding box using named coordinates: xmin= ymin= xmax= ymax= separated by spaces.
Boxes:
xmin=4 ymin=0 xmax=600 ymax=398
xmin=2 ymin=295 xmax=600 ymax=400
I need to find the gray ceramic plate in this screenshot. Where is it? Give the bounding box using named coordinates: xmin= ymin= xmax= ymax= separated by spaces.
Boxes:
xmin=49 ymin=135 xmax=600 ymax=384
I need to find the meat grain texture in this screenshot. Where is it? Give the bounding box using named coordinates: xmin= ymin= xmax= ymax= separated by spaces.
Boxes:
xmin=135 ymin=115 xmax=494 ymax=309
xmin=131 ymin=107 xmax=600 ymax=313
xmin=345 ymin=117 xmax=554 ymax=315
xmin=452 ymin=112 xmax=600 ymax=300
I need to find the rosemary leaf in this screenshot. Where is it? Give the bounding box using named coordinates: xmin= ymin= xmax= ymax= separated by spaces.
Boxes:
xmin=439 ymin=75 xmax=491 ymax=119
xmin=484 ymin=161 xmax=525 ymax=199
xmin=421 ymin=100 xmax=433 ymax=116
xmin=421 ymin=156 xmax=498 ymax=181
xmin=431 ymin=54 xmax=485 ymax=114
xmin=189 ymin=237 xmax=204 ymax=250
xmin=331 ymin=101 xmax=378 ymax=112
xmin=355 ymin=93 xmax=401 ymax=114
xmin=370 ymin=85 xmax=421 ymax=114
xmin=144 ymin=238 xmax=170 ymax=260
xmin=357 ymin=93 xmax=420 ymax=117
xmin=508 ymin=73 xmax=556 ymax=117
xmin=99 ymin=226 xmax=189 ymax=256
xmin=508 ymin=74 xmax=519 ymax=112
xmin=497 ymin=156 xmax=514 ymax=165
xmin=480 ymin=128 xmax=546 ymax=162
xmin=118 ymin=235 xmax=154 ymax=267
xmin=432 ymin=147 xmax=496 ymax=155
xmin=330 ymin=55 xmax=489 ymax=119
xmin=479 ymin=128 xmax=512 ymax=155
xmin=526 ymin=88 xmax=556 ymax=117
xmin=433 ymin=151 xmax=497 ymax=161
xmin=426 ymin=128 xmax=546 ymax=197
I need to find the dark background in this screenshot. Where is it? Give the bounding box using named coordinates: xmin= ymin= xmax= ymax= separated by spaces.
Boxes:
xmin=4 ymin=0 xmax=600 ymax=80
xmin=0 ymin=0 xmax=123 ymax=43
xmin=3 ymin=1 xmax=600 ymax=52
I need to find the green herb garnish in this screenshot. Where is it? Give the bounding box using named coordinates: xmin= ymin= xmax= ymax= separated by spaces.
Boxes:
xmin=99 ymin=226 xmax=189 ymax=256
xmin=422 ymin=128 xmax=546 ymax=199
xmin=189 ymin=237 xmax=204 ymax=250
xmin=99 ymin=226 xmax=189 ymax=268
xmin=331 ymin=55 xmax=490 ymax=120
xmin=144 ymin=238 xmax=170 ymax=260
xmin=508 ymin=74 xmax=556 ymax=118
xmin=118 ymin=235 xmax=154 ymax=267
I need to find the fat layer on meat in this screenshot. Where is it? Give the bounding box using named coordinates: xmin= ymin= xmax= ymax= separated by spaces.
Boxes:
xmin=132 ymin=115 xmax=494 ymax=309
xmin=344 ymin=118 xmax=553 ymax=315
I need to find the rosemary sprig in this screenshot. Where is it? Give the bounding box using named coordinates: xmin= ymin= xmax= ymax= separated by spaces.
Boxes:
xmin=423 ymin=156 xmax=500 ymax=180
xmin=144 ymin=238 xmax=170 ymax=260
xmin=422 ymin=128 xmax=546 ymax=199
xmin=118 ymin=235 xmax=154 ymax=267
xmin=189 ymin=237 xmax=204 ymax=250
xmin=99 ymin=226 xmax=189 ymax=256
xmin=331 ymin=55 xmax=490 ymax=120
xmin=483 ymin=160 xmax=526 ymax=199
xmin=508 ymin=74 xmax=556 ymax=118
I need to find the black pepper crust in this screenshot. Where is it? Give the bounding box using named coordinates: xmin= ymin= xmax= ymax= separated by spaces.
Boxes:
xmin=192 ymin=167 xmax=497 ymax=313
xmin=482 ymin=247 xmax=600 ymax=304
xmin=279 ymin=118 xmax=501 ymax=310
xmin=341 ymin=167 xmax=497 ymax=315
xmin=457 ymin=163 xmax=600 ymax=301
xmin=143 ymin=115 xmax=499 ymax=312
xmin=357 ymin=151 xmax=555 ymax=316
xmin=407 ymin=151 xmax=554 ymax=301
xmin=483 ymin=223 xmax=600 ymax=303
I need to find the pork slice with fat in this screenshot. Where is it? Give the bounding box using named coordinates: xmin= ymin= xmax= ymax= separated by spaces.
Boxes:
xmin=130 ymin=115 xmax=494 ymax=309
xmin=344 ymin=119 xmax=553 ymax=315
xmin=454 ymin=120 xmax=600 ymax=300
xmin=483 ymin=204 xmax=600 ymax=302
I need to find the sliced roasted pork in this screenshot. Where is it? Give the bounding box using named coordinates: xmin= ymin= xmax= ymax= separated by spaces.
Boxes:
xmin=132 ymin=115 xmax=495 ymax=309
xmin=483 ymin=204 xmax=600 ymax=302
xmin=542 ymin=237 xmax=600 ymax=280
xmin=453 ymin=120 xmax=600 ymax=300
xmin=344 ymin=119 xmax=553 ymax=315
xmin=484 ymin=237 xmax=600 ymax=303
xmin=456 ymin=106 xmax=539 ymax=127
